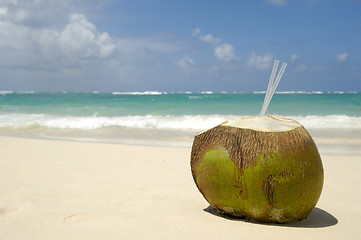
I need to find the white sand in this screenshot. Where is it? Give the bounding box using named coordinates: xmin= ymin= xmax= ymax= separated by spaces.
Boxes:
xmin=0 ymin=136 xmax=360 ymax=239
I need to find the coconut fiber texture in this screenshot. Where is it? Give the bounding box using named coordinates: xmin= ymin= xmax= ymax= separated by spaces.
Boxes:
xmin=191 ymin=123 xmax=324 ymax=223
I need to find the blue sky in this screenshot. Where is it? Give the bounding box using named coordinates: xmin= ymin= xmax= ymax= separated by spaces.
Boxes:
xmin=0 ymin=0 xmax=360 ymax=92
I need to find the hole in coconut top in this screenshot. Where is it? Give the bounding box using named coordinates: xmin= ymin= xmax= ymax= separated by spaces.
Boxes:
xmin=222 ymin=115 xmax=302 ymax=132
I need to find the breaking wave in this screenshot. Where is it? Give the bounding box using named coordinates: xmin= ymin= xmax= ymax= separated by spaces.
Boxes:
xmin=1 ymin=113 xmax=361 ymax=131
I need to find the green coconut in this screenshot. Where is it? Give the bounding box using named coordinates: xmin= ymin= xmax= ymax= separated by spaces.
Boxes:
xmin=190 ymin=115 xmax=324 ymax=223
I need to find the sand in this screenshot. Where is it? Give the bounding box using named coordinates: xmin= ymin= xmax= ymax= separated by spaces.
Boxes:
xmin=0 ymin=136 xmax=360 ymax=239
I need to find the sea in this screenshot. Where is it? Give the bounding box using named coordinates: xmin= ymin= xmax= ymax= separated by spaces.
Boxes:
xmin=1 ymin=91 xmax=361 ymax=149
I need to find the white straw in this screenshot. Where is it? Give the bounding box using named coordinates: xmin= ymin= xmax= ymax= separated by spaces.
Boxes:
xmin=264 ymin=62 xmax=287 ymax=111
xmin=260 ymin=60 xmax=287 ymax=116
xmin=260 ymin=60 xmax=278 ymax=115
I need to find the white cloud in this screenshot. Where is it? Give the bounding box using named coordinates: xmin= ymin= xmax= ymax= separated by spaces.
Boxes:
xmin=214 ymin=43 xmax=238 ymax=62
xmin=290 ymin=54 xmax=298 ymax=62
xmin=265 ymin=0 xmax=287 ymax=7
xmin=176 ymin=55 xmax=194 ymax=71
xmin=0 ymin=1 xmax=188 ymax=90
xmin=192 ymin=28 xmax=200 ymax=36
xmin=1 ymin=0 xmax=82 ymax=28
xmin=247 ymin=52 xmax=273 ymax=70
xmin=0 ymin=0 xmax=185 ymax=74
xmin=199 ymin=34 xmax=220 ymax=44
xmin=193 ymin=28 xmax=220 ymax=44
xmin=193 ymin=28 xmax=237 ymax=63
xmin=0 ymin=18 xmax=32 ymax=50
xmin=337 ymin=52 xmax=348 ymax=62
xmin=0 ymin=7 xmax=8 ymax=17
xmin=58 ymin=14 xmax=115 ymax=58
xmin=0 ymin=12 xmax=115 ymax=60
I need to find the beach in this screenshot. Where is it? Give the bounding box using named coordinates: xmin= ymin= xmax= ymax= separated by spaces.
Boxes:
xmin=1 ymin=0 xmax=360 ymax=238
xmin=1 ymin=136 xmax=360 ymax=239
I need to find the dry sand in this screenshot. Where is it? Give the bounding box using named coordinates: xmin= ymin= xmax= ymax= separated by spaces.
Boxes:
xmin=0 ymin=136 xmax=360 ymax=239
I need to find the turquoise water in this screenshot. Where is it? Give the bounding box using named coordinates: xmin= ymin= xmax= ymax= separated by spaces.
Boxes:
xmin=1 ymin=91 xmax=360 ymax=116
xmin=1 ymin=91 xmax=361 ymax=145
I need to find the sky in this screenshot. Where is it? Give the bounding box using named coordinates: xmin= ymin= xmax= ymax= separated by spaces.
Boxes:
xmin=0 ymin=0 xmax=360 ymax=92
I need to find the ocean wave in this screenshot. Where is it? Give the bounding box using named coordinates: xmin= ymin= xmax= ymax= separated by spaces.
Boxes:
xmin=291 ymin=115 xmax=361 ymax=129
xmin=0 ymin=91 xmax=14 ymax=95
xmin=257 ymin=91 xmax=359 ymax=95
xmin=273 ymin=91 xmax=324 ymax=94
xmin=0 ymin=113 xmax=231 ymax=131
xmin=175 ymin=91 xmax=192 ymax=94
xmin=1 ymin=113 xmax=361 ymax=131
xmin=275 ymin=91 xmax=308 ymax=94
xmin=112 ymin=91 xmax=165 ymax=95
xmin=254 ymin=91 xmax=322 ymax=94
xmin=1 ymin=91 xmax=359 ymax=96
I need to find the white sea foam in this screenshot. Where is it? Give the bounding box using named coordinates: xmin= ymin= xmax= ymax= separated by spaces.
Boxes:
xmin=0 ymin=113 xmax=229 ymax=131
xmin=275 ymin=91 xmax=304 ymax=94
xmin=19 ymin=91 xmax=35 ymax=94
xmin=112 ymin=91 xmax=164 ymax=95
xmin=1 ymin=113 xmax=361 ymax=131
xmin=258 ymin=91 xmax=360 ymax=95
xmin=175 ymin=91 xmax=192 ymax=94
xmin=0 ymin=91 xmax=14 ymax=95
xmin=274 ymin=91 xmax=324 ymax=94
xmin=255 ymin=91 xmax=322 ymax=94
xmin=291 ymin=115 xmax=361 ymax=129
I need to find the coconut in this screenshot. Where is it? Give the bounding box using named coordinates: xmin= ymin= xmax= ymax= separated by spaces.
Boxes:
xmin=190 ymin=115 xmax=324 ymax=223
xmin=190 ymin=60 xmax=324 ymax=223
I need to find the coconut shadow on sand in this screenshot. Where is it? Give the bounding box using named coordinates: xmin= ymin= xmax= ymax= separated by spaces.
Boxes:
xmin=203 ymin=206 xmax=338 ymax=228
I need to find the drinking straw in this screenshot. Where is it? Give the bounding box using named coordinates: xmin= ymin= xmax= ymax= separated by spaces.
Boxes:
xmin=264 ymin=62 xmax=287 ymax=111
xmin=260 ymin=60 xmax=278 ymax=115
xmin=260 ymin=60 xmax=287 ymax=116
